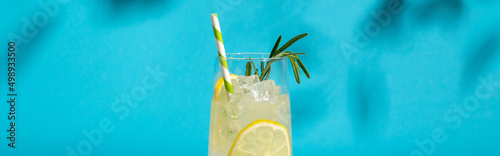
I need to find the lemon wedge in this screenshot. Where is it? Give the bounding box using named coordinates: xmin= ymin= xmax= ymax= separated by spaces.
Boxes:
xmin=229 ymin=119 xmax=291 ymax=156
xmin=213 ymin=74 xmax=239 ymax=102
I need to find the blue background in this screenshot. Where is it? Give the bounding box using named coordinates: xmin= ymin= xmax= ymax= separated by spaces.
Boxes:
xmin=2 ymin=0 xmax=500 ymax=155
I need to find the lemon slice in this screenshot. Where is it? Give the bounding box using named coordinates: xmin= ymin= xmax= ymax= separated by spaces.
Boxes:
xmin=213 ymin=74 xmax=239 ymax=101
xmin=229 ymin=119 xmax=291 ymax=156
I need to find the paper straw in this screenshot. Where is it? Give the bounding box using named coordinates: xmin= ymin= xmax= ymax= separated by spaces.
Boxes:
xmin=211 ymin=13 xmax=233 ymax=97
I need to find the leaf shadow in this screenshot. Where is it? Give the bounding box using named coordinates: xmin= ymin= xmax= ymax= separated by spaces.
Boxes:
xmin=347 ymin=61 xmax=390 ymax=138
xmin=92 ymin=0 xmax=173 ymax=27
xmin=410 ymin=0 xmax=463 ymax=28
xmin=460 ymin=28 xmax=500 ymax=94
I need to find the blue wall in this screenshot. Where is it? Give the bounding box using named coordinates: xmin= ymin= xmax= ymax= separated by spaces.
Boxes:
xmin=1 ymin=0 xmax=500 ymax=155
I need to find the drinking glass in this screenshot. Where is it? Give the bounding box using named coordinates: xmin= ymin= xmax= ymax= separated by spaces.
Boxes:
xmin=208 ymin=53 xmax=292 ymax=156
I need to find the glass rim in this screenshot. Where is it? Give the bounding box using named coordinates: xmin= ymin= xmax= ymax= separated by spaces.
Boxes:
xmin=216 ymin=52 xmax=286 ymax=60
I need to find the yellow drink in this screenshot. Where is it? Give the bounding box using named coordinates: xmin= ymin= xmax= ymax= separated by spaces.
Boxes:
xmin=208 ymin=75 xmax=292 ymax=156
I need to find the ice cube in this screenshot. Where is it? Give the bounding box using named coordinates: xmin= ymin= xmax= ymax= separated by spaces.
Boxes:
xmin=250 ymin=80 xmax=279 ymax=101
xmin=247 ymin=102 xmax=280 ymax=121
xmin=226 ymin=119 xmax=242 ymax=135
xmin=230 ymin=79 xmax=241 ymax=92
xmin=274 ymin=85 xmax=281 ymax=95
xmin=216 ymin=119 xmax=242 ymax=150
xmin=225 ymin=103 xmax=241 ymax=119
xmin=237 ymin=93 xmax=255 ymax=107
xmin=270 ymin=94 xmax=289 ymax=105
xmin=236 ymin=75 xmax=260 ymax=92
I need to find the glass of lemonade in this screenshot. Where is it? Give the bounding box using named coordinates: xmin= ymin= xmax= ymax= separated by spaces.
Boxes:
xmin=208 ymin=53 xmax=292 ymax=156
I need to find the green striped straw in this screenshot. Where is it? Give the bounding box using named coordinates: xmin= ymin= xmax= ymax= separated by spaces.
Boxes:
xmin=211 ymin=13 xmax=233 ymax=98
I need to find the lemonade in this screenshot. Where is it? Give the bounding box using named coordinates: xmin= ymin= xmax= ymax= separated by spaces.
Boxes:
xmin=209 ymin=13 xmax=308 ymax=155
xmin=206 ymin=30 xmax=308 ymax=156
xmin=208 ymin=75 xmax=292 ymax=156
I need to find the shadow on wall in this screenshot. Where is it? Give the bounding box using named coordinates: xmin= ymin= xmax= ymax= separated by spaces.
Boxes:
xmin=7 ymin=10 xmax=64 ymax=71
xmin=290 ymin=84 xmax=327 ymax=125
xmin=354 ymin=0 xmax=408 ymax=52
xmin=365 ymin=0 xmax=405 ymax=40
xmin=461 ymin=28 xmax=500 ymax=93
xmin=410 ymin=0 xmax=463 ymax=28
xmin=347 ymin=62 xmax=389 ymax=138
xmin=93 ymin=0 xmax=172 ymax=27
xmin=287 ymin=31 xmax=330 ymax=126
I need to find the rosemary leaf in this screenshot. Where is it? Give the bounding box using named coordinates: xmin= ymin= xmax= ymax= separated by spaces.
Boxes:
xmin=269 ymin=35 xmax=282 ymax=58
xmin=260 ymin=60 xmax=276 ymax=81
xmin=260 ymin=61 xmax=264 ymax=73
xmin=249 ymin=59 xmax=259 ymax=77
xmin=245 ymin=61 xmax=252 ymax=76
xmin=288 ymin=56 xmax=301 ymax=84
xmin=276 ymin=33 xmax=308 ymax=54
xmin=289 ymin=54 xmax=310 ymax=79
xmin=265 ymin=67 xmax=271 ymax=80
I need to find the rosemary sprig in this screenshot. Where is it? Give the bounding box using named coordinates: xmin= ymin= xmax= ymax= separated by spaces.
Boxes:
xmin=245 ymin=33 xmax=310 ymax=84
xmin=245 ymin=62 xmax=252 ymax=76
xmin=245 ymin=57 xmax=260 ymax=77
xmin=269 ymin=35 xmax=282 ymax=58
